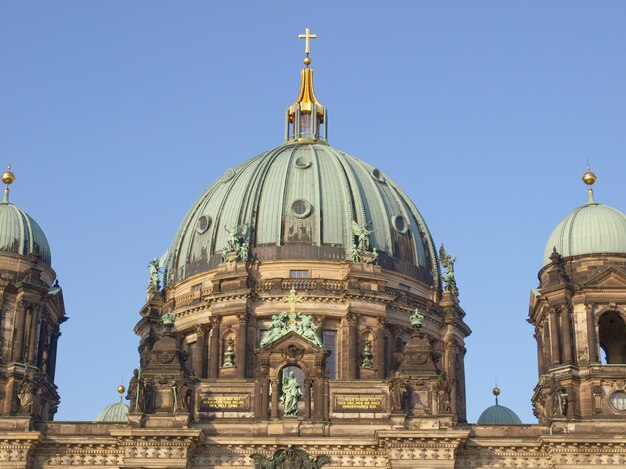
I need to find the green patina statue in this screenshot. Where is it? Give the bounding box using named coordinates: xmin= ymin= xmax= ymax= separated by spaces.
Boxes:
xmin=147 ymin=250 xmax=168 ymax=292
xmin=259 ymin=289 xmax=323 ymax=348
xmin=410 ymin=308 xmax=425 ymax=328
xmin=280 ymin=371 xmax=302 ymax=416
xmin=439 ymin=244 xmax=459 ymax=297
xmin=221 ymin=224 xmax=249 ymax=262
xmin=348 ymin=220 xmax=378 ymax=264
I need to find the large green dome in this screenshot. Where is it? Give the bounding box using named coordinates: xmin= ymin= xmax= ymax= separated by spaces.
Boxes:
xmin=167 ymin=142 xmax=439 ymax=286
xmin=0 ymin=200 xmax=51 ymax=265
xmin=543 ymin=198 xmax=626 ymax=266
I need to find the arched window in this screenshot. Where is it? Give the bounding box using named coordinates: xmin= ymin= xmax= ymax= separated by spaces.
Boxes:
xmin=598 ymin=311 xmax=626 ymax=364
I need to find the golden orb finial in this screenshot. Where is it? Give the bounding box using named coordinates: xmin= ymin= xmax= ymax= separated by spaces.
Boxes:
xmin=582 ymin=165 xmax=597 ymax=186
xmin=303 ymin=56 xmax=311 ymax=66
xmin=117 ymin=385 xmax=126 ymax=395
xmin=1 ymin=165 xmax=15 ymax=186
xmin=492 ymin=386 xmax=501 ymax=397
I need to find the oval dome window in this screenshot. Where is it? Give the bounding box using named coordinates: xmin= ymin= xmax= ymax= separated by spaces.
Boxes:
xmin=392 ymin=215 xmax=408 ymax=234
xmin=196 ymin=215 xmax=212 ymax=234
xmin=290 ymin=199 xmax=313 ymax=218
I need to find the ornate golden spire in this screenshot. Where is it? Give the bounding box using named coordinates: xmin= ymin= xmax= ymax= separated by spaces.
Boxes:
xmin=285 ymin=28 xmax=327 ymax=144
xmin=1 ymin=164 xmax=15 ymax=204
xmin=582 ymin=164 xmax=597 ymax=204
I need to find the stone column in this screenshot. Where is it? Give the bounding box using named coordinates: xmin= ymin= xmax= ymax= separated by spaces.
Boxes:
xmin=193 ymin=325 xmax=207 ymax=378
xmin=535 ymin=329 xmax=545 ymax=376
xmin=208 ymin=317 xmax=221 ymax=379
xmin=445 ymin=339 xmax=458 ymax=417
xmin=560 ymin=304 xmax=573 ymax=364
xmin=3 ymin=377 xmax=16 ymax=414
xmin=26 ymin=308 xmax=39 ymax=364
xmin=304 ymin=379 xmax=312 ymax=418
xmin=549 ymin=307 xmax=561 ymax=366
xmin=236 ymin=312 xmax=248 ymax=379
xmin=346 ymin=312 xmax=359 ymax=380
xmin=585 ymin=303 xmax=599 ymax=363
xmin=270 ymin=379 xmax=279 ymax=418
xmin=12 ymin=301 xmax=26 ymax=362
xmin=48 ymin=328 xmax=60 ymax=380
xmin=375 ymin=317 xmax=386 ymax=379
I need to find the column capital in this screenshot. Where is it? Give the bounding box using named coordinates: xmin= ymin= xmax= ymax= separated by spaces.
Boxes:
xmin=346 ymin=311 xmax=360 ymax=325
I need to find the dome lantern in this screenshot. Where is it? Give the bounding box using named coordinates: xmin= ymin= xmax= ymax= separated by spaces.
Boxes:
xmin=285 ymin=28 xmax=327 ymax=144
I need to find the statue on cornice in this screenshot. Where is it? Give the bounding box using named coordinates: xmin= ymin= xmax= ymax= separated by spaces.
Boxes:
xmin=348 ymin=220 xmax=378 ymax=264
xmin=221 ymin=224 xmax=249 ymax=262
xmin=410 ymin=308 xmax=425 ymax=328
xmin=147 ymin=250 xmax=168 ymax=292
xmin=439 ymin=244 xmax=459 ymax=296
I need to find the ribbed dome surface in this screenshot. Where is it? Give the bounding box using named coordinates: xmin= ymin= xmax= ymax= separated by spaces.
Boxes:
xmin=477 ymin=404 xmax=522 ymax=424
xmin=0 ymin=202 xmax=51 ymax=265
xmin=543 ymin=201 xmax=626 ymax=265
xmin=95 ymin=401 xmax=129 ymax=422
xmin=168 ymin=142 xmax=438 ymax=285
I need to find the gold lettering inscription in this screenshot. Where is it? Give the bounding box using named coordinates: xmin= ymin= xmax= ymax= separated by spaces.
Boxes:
xmin=201 ymin=395 xmax=247 ymax=409
xmin=336 ymin=396 xmax=383 ymax=410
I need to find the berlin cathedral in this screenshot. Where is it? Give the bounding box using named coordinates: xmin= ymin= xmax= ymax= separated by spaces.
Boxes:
xmin=0 ymin=29 xmax=625 ymax=469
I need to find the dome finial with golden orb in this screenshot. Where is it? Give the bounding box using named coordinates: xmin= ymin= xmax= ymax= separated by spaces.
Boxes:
xmin=1 ymin=164 xmax=15 ymax=204
xmin=117 ymin=384 xmax=126 ymax=402
xmin=582 ymin=163 xmax=597 ymax=204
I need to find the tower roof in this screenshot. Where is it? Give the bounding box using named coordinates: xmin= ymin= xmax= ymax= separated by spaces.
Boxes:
xmin=477 ymin=403 xmax=523 ymax=424
xmin=95 ymin=401 xmax=129 ymax=423
xmin=477 ymin=387 xmax=522 ymax=424
xmin=543 ymin=169 xmax=626 ymax=265
xmin=0 ymin=167 xmax=51 ymax=265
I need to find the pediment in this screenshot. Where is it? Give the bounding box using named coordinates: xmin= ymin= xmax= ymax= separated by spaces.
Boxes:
xmin=259 ymin=330 xmax=325 ymax=354
xmin=581 ymin=267 xmax=626 ymax=288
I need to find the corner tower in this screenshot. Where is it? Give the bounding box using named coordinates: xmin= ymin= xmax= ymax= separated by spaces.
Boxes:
xmin=0 ymin=167 xmax=66 ymax=423
xmin=530 ymin=168 xmax=626 ymax=422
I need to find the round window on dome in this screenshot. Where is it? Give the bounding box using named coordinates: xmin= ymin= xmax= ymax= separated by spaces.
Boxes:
xmin=222 ymin=168 xmax=236 ymax=183
xmin=290 ymin=199 xmax=312 ymax=218
xmin=294 ymin=156 xmax=311 ymax=169
xmin=392 ymin=215 xmax=408 ymax=234
xmin=371 ymin=168 xmax=385 ymax=182
xmin=609 ymin=391 xmax=626 ymax=411
xmin=196 ymin=215 xmax=212 ymax=234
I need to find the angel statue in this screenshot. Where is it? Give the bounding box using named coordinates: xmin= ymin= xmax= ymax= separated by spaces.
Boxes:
xmin=147 ymin=251 xmax=168 ymax=292
xmin=349 ymin=220 xmax=378 ymax=264
xmin=221 ymin=224 xmax=249 ymax=262
xmin=438 ymin=244 xmax=459 ymax=297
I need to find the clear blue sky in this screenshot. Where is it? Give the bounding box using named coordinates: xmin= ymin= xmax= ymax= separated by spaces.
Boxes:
xmin=1 ymin=2 xmax=624 ymax=422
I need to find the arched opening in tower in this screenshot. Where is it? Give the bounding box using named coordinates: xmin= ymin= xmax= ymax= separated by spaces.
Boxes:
xmin=599 ymin=311 xmax=626 ymax=364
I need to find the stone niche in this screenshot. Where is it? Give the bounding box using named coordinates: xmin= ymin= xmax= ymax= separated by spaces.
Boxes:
xmin=255 ymin=331 xmax=330 ymax=421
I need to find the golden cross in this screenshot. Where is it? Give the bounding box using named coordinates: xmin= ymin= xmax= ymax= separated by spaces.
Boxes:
xmin=283 ymin=288 xmax=303 ymax=313
xmin=299 ymin=27 xmax=317 ymax=56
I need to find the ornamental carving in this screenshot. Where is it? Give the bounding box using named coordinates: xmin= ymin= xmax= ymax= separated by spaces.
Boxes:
xmin=251 ymin=445 xmax=330 ymax=469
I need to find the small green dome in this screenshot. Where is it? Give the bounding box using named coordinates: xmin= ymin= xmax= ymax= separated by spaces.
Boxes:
xmin=477 ymin=403 xmax=522 ymax=425
xmin=0 ymin=201 xmax=51 ymax=265
xmin=95 ymin=401 xmax=129 ymax=422
xmin=167 ymin=142 xmax=439 ymax=285
xmin=543 ymin=200 xmax=626 ymax=266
